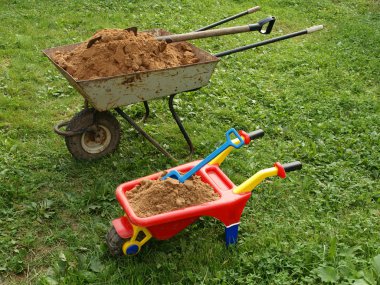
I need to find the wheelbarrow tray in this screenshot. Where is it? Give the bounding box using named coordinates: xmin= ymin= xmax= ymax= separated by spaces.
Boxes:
xmin=115 ymin=160 xmax=251 ymax=240
xmin=42 ymin=29 xmax=220 ymax=112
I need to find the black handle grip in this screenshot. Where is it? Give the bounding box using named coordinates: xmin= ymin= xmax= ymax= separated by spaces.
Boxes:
xmin=258 ymin=16 xmax=276 ymax=34
xmin=248 ymin=16 xmax=276 ymax=34
xmin=248 ymin=129 xmax=265 ymax=140
xmin=283 ymin=161 xmax=303 ymax=172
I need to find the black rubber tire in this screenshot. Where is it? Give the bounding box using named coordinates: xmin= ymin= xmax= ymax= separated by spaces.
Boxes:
xmin=106 ymin=226 xmax=127 ymax=256
xmin=65 ymin=109 xmax=121 ymax=160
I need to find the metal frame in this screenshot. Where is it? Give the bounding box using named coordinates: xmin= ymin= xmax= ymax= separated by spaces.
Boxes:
xmin=115 ymin=94 xmax=194 ymax=161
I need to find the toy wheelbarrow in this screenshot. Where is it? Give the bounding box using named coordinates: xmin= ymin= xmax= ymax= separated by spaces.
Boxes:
xmin=106 ymin=128 xmax=302 ymax=256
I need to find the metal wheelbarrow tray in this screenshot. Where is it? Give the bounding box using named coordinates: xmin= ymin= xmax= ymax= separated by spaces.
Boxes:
xmin=43 ymin=29 xmax=220 ymax=112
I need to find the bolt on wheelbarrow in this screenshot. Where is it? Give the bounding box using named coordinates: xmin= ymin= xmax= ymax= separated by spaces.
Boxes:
xmin=43 ymin=6 xmax=323 ymax=160
xmin=106 ymin=128 xmax=303 ymax=256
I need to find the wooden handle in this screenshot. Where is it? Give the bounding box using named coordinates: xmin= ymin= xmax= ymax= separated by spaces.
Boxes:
xmin=156 ymin=24 xmax=258 ymax=43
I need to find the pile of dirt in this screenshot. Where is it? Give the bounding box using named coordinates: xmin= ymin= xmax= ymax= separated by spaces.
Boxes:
xmin=53 ymin=29 xmax=200 ymax=80
xmin=126 ymin=173 xmax=219 ymax=218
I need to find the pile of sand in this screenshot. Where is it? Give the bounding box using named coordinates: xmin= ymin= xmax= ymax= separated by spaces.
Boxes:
xmin=53 ymin=29 xmax=200 ymax=80
xmin=126 ymin=173 xmax=219 ymax=218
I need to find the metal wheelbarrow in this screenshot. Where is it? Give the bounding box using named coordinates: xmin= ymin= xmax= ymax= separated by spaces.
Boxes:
xmin=106 ymin=128 xmax=302 ymax=255
xmin=43 ymin=6 xmax=322 ymax=160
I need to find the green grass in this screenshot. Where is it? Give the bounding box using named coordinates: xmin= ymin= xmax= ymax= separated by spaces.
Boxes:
xmin=1 ymin=0 xmax=379 ymax=284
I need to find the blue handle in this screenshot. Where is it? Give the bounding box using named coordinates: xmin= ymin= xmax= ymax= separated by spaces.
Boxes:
xmin=163 ymin=128 xmax=244 ymax=183
xmin=224 ymin=128 xmax=245 ymax=148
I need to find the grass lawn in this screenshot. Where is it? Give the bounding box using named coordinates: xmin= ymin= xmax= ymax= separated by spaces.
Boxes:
xmin=0 ymin=0 xmax=379 ymax=284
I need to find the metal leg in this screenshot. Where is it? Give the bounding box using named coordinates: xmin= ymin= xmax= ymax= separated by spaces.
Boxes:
xmin=168 ymin=95 xmax=194 ymax=156
xmin=142 ymin=101 xmax=150 ymax=123
xmin=115 ymin=107 xmax=176 ymax=161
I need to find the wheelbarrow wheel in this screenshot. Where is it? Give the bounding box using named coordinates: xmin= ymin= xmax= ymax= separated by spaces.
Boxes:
xmin=65 ymin=109 xmax=121 ymax=160
xmin=106 ymin=226 xmax=128 ymax=256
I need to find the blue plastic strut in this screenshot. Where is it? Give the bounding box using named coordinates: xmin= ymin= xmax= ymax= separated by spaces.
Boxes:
xmin=162 ymin=128 xmax=244 ymax=183
xmin=225 ymin=223 xmax=239 ymax=246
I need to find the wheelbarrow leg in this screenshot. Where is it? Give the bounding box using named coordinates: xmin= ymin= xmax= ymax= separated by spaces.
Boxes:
xmin=114 ymin=107 xmax=176 ymax=160
xmin=225 ymin=222 xmax=240 ymax=246
xmin=168 ymin=94 xmax=194 ymax=156
xmin=115 ymin=95 xmax=194 ymax=160
xmin=142 ymin=101 xmax=150 ymax=123
xmin=213 ymin=198 xmax=249 ymax=246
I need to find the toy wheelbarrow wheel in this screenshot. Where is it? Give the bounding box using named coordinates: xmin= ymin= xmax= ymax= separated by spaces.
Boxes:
xmin=106 ymin=225 xmax=144 ymax=256
xmin=58 ymin=109 xmax=121 ymax=160
xmin=106 ymin=226 xmax=128 ymax=256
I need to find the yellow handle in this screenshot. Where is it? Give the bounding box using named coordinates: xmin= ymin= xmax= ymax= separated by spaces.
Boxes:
xmin=233 ymin=167 xmax=279 ymax=194
xmin=209 ymin=137 xmax=243 ymax=165
xmin=209 ymin=145 xmax=234 ymax=166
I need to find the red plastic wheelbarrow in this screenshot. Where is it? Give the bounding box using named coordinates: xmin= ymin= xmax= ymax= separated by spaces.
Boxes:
xmin=106 ymin=129 xmax=302 ymax=256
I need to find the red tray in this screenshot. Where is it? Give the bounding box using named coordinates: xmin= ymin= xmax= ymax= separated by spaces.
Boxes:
xmin=115 ymin=160 xmax=251 ymax=240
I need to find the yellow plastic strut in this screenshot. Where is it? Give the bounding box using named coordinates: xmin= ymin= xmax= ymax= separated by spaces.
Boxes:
xmin=233 ymin=166 xmax=279 ymax=194
xmin=122 ymin=224 xmax=152 ymax=255
xmin=209 ymin=137 xmax=243 ymax=166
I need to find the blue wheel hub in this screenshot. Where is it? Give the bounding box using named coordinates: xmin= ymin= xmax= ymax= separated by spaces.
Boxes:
xmin=126 ymin=244 xmax=139 ymax=255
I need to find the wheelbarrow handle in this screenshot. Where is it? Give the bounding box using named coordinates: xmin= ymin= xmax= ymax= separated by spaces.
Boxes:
xmin=233 ymin=161 xmax=303 ymax=194
xmin=247 ymin=129 xmax=265 ymax=140
xmin=282 ymin=161 xmax=303 ymax=173
xmin=306 ymin=25 xmax=324 ymax=34
xmin=195 ymin=6 xmax=261 ymax=31
xmin=214 ymin=24 xmax=324 ymax=57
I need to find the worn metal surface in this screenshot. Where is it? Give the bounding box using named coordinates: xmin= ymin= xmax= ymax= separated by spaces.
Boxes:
xmin=43 ymin=29 xmax=220 ymax=111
